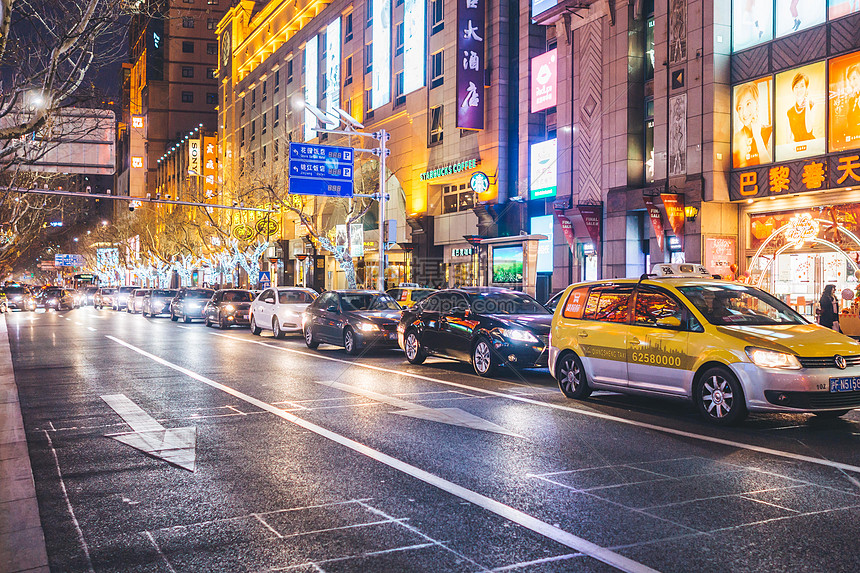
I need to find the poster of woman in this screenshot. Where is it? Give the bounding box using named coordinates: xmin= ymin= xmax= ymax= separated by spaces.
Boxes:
xmin=732 ymin=77 xmax=774 ymax=168
xmin=776 ymin=0 xmax=825 ymax=38
xmin=775 ymin=61 xmax=826 ymax=161
xmin=828 ymin=0 xmax=860 ymax=20
xmin=829 ymin=51 xmax=860 ymax=152
xmin=732 ymin=0 xmax=773 ymax=52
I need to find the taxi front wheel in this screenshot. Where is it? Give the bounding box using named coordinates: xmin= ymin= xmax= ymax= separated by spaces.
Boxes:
xmin=695 ymin=367 xmax=748 ymax=425
xmin=557 ymin=352 xmax=592 ymax=399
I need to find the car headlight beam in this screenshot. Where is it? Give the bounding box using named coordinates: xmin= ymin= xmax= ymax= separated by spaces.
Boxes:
xmin=746 ymin=347 xmax=802 ymax=370
xmin=358 ymin=322 xmax=379 ymax=332
xmin=501 ymin=328 xmax=539 ymax=343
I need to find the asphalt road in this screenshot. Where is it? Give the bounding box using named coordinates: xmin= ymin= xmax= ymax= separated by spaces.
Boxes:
xmin=7 ymin=307 xmax=860 ymax=573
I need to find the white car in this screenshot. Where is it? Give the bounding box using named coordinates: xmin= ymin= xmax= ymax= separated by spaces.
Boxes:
xmin=250 ymin=287 xmax=318 ymax=338
xmin=127 ymin=288 xmax=151 ymax=314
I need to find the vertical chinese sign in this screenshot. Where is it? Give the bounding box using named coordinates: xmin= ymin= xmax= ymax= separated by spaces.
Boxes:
xmin=457 ymin=0 xmax=485 ymax=130
xmin=203 ymin=136 xmax=218 ymax=199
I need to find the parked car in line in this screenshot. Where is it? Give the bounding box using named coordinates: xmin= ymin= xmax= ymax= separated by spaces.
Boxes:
xmin=3 ymin=286 xmax=35 ymax=311
xmin=81 ymin=286 xmax=99 ymax=306
xmin=544 ymin=290 xmax=564 ymax=313
xmin=127 ymin=288 xmax=151 ymax=314
xmin=41 ymin=287 xmax=77 ymax=311
xmin=170 ymin=288 xmax=215 ymax=323
xmin=386 ymin=286 xmax=435 ymax=309
xmin=113 ymin=286 xmax=138 ymax=311
xmin=94 ymin=288 xmax=117 ymax=309
xmin=142 ymin=289 xmax=179 ymax=317
xmin=303 ymin=290 xmax=401 ymax=354
xmin=0 ymin=292 xmax=7 ymax=313
xmin=204 ymin=289 xmax=255 ymax=329
xmin=250 ymin=287 xmax=318 ymax=338
xmin=398 ymin=287 xmax=552 ymax=377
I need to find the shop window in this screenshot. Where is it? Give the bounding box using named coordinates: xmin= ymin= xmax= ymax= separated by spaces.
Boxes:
xmin=430 ymin=50 xmax=444 ymax=89
xmin=431 ymin=0 xmax=443 ymax=35
xmin=429 ymin=105 xmax=443 ymax=146
xmin=442 ymin=183 xmax=475 ymax=215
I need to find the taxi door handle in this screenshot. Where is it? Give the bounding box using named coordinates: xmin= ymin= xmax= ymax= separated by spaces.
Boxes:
xmin=578 ymin=331 xmax=588 ymax=338
xmin=629 ymin=337 xmax=641 ymax=345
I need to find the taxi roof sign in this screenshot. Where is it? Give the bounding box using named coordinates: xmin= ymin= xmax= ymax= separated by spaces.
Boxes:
xmin=650 ymin=264 xmax=713 ymax=278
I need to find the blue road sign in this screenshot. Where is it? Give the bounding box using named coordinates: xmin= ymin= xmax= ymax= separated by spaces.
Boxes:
xmin=289 ymin=142 xmax=354 ymax=197
xmin=54 ymin=254 xmax=85 ymax=267
xmin=258 ymin=271 xmax=271 ymax=289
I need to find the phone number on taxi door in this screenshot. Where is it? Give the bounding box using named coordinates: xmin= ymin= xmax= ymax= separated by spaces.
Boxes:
xmin=631 ymin=352 xmax=682 ymax=367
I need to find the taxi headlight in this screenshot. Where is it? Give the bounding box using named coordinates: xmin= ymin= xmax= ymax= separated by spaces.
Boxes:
xmin=224 ymin=304 xmax=235 ymax=312
xmin=358 ymin=322 xmax=379 ymax=332
xmin=501 ymin=328 xmax=539 ymax=344
xmin=746 ymin=347 xmax=801 ymax=370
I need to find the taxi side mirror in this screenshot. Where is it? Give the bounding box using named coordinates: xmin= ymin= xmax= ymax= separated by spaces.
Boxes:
xmin=656 ymin=316 xmax=682 ymax=328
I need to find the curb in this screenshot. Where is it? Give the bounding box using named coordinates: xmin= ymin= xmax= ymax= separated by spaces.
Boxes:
xmin=0 ymin=316 xmax=50 ymax=573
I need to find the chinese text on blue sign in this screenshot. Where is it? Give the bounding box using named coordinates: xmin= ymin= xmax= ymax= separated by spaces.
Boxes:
xmin=289 ymin=143 xmax=355 ymax=197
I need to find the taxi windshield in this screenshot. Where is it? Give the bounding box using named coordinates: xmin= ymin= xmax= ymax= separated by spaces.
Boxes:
xmin=678 ymin=284 xmax=807 ymax=326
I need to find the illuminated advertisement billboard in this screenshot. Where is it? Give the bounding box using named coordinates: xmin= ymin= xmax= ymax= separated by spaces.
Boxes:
xmin=829 ymin=0 xmax=860 ymax=19
xmin=732 ymin=1 xmax=773 ymax=52
xmin=326 ymin=18 xmax=341 ymax=119
xmin=403 ymin=0 xmax=426 ymax=94
xmin=776 ymin=0 xmax=825 ymax=38
xmin=531 ymin=49 xmax=557 ymax=113
xmin=304 ymin=35 xmax=318 ymax=141
xmin=829 ymin=50 xmax=860 ymax=152
xmin=529 ymin=138 xmax=557 ymax=200
xmin=530 ymin=215 xmax=554 ymax=273
xmin=532 ymin=0 xmax=558 ymax=17
xmin=775 ymin=61 xmax=826 ymax=161
xmin=456 ymin=0 xmax=485 ymax=129
xmin=732 ymin=77 xmax=773 ymax=168
xmin=371 ymin=0 xmax=391 ymax=109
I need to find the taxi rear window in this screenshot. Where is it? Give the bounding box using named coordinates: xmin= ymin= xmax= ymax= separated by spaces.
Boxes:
xmin=562 ymin=287 xmax=590 ymax=319
xmin=583 ymin=287 xmax=632 ymax=323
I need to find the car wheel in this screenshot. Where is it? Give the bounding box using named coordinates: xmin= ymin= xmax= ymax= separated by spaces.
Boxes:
xmin=813 ymin=409 xmax=851 ymax=419
xmin=204 ymin=315 xmax=211 ymax=327
xmin=695 ymin=366 xmax=748 ymax=425
xmin=272 ymin=317 xmax=284 ymax=338
xmin=556 ymin=352 xmax=592 ymax=399
xmin=250 ymin=315 xmax=262 ymax=335
xmin=404 ymin=330 xmax=426 ymax=365
xmin=344 ymin=328 xmax=361 ymax=355
xmin=220 ymin=315 xmax=230 ymax=330
xmin=183 ymin=313 xmax=191 ymax=324
xmin=170 ymin=311 xmax=178 ymax=322
xmin=304 ymin=324 xmax=319 ymax=348
xmin=472 ymin=337 xmax=497 ymax=377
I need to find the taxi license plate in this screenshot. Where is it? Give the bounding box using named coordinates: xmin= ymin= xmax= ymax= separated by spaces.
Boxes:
xmin=388 ymin=333 xmax=396 ymax=340
xmin=829 ymin=377 xmax=860 ymax=392
xmin=241 ymin=313 xmax=249 ymax=320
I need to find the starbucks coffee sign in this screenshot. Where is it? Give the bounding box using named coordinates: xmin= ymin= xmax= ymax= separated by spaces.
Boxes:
xmin=420 ymin=158 xmax=479 ymax=181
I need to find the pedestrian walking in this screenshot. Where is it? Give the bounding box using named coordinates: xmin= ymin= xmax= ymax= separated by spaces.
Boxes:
xmin=818 ymin=284 xmax=841 ymax=332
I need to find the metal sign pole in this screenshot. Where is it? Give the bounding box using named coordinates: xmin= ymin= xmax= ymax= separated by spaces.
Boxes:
xmin=377 ymin=129 xmax=388 ymax=292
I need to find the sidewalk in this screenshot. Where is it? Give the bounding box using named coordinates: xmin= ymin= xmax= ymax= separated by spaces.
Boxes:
xmin=0 ymin=317 xmax=49 ymax=573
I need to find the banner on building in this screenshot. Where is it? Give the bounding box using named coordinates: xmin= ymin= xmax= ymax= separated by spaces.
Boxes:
xmin=350 ymin=223 xmax=364 ymax=257
xmin=644 ymin=195 xmax=665 ymax=252
xmin=304 ymin=35 xmax=319 ymax=141
xmin=554 ymin=211 xmax=577 ymax=254
xmin=188 ymin=139 xmax=200 ymax=176
xmin=371 ymin=0 xmax=391 ymax=109
xmin=326 ymin=18 xmax=341 ymax=119
xmin=457 ymin=0 xmax=485 ymax=130
xmin=203 ymin=136 xmax=218 ymax=197
xmin=403 ymin=0 xmax=426 ymax=94
xmin=576 ymin=204 xmax=602 ymax=249
xmin=531 ymin=49 xmax=557 ymax=112
xmin=661 ymin=193 xmax=686 ymax=249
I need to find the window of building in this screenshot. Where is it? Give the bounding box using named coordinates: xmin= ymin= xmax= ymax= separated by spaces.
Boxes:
xmin=395 ymin=22 xmax=404 ymax=56
xmin=345 ymin=12 xmax=353 ymax=42
xmin=262 ymin=112 xmax=267 ymax=134
xmin=206 ymin=93 xmax=217 ymax=105
xmin=396 ymin=0 xmax=404 ymax=5
xmin=182 ymin=41 xmax=194 ymax=53
xmin=207 ymin=0 xmax=218 ymax=4
xmin=429 ymin=105 xmax=443 ymax=145
xmin=207 ymin=42 xmax=217 ymax=55
xmin=431 ymin=0 xmax=444 ymax=35
xmin=287 ymin=58 xmax=293 ymax=83
xmin=181 ymin=91 xmax=193 ymax=103
xmin=344 ymin=56 xmax=353 ymax=86
xmin=183 ymin=0 xmax=193 ymax=4
xmin=262 ymin=80 xmax=267 ymax=101
xmin=365 ymin=44 xmax=372 ymax=74
xmin=395 ymin=71 xmax=405 ymax=106
xmin=274 ymin=104 xmax=280 ymax=127
xmin=645 ymin=97 xmax=655 ymax=183
xmin=367 ymin=1 xmax=373 ymax=27
xmin=182 ymin=17 xmax=195 ymax=28
xmin=430 ymin=50 xmax=444 ymax=89
xmin=241 ymin=97 xmax=246 ymax=116
xmin=251 ymin=119 xmax=256 ymax=140
xmin=645 ymin=15 xmax=655 ymax=82
xmin=240 ymin=126 xmax=245 ymax=145
xmin=206 ymin=67 xmax=216 ymax=79
xmin=207 ymin=18 xmax=217 ymax=30
xmin=365 ymin=87 xmax=374 ymax=119
xmin=251 ymin=88 xmax=256 ymax=108
xmin=181 ymin=66 xmax=194 ymax=78
xmin=274 ymin=70 xmax=280 ymax=92
xmin=251 ymin=151 xmax=255 ymax=168
xmin=442 ymin=183 xmax=475 ymax=214
xmin=262 ymin=145 xmax=267 ymax=167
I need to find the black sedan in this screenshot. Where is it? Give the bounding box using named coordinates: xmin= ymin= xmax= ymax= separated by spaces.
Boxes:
xmin=397 ymin=287 xmax=552 ymax=377
xmin=40 ymin=287 xmax=76 ymax=311
xmin=203 ymin=289 xmax=254 ymax=329
xmin=303 ymin=290 xmax=402 ymax=355
xmin=3 ymin=286 xmax=35 ymax=311
xmin=142 ymin=289 xmax=179 ymax=317
xmin=170 ymin=288 xmax=215 ymax=323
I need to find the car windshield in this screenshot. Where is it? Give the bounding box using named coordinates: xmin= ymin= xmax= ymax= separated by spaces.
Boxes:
xmin=5 ymin=287 xmax=24 ymax=294
xmin=278 ymin=290 xmax=315 ymax=304
xmin=468 ymin=291 xmax=550 ymax=315
xmin=187 ymin=290 xmax=214 ymax=299
xmin=340 ymin=293 xmax=401 ymax=311
xmin=135 ymin=290 xmax=149 ymax=297
xmin=153 ymin=290 xmax=177 ymax=297
xmin=222 ymin=290 xmax=253 ymax=302
xmin=119 ymin=287 xmax=137 ymax=293
xmin=101 ymin=288 xmax=116 ymax=294
xmin=678 ymin=284 xmax=807 ymax=326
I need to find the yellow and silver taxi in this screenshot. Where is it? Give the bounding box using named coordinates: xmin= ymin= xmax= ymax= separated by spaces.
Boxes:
xmin=549 ymin=264 xmax=860 ymax=424
xmin=386 ymin=285 xmax=435 ymax=309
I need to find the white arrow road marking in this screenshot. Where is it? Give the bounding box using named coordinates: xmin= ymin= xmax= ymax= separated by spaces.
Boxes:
xmin=100 ymin=394 xmax=197 ymax=472
xmin=315 ymin=380 xmax=521 ymax=437
xmin=106 ymin=335 xmax=659 ymax=573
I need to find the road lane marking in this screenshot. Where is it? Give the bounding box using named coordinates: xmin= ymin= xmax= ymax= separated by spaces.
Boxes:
xmin=106 ymin=335 xmax=658 ymax=573
xmin=101 ymin=394 xmax=197 ymax=471
xmin=87 ymin=327 xmax=96 ymax=332
xmin=209 ymin=332 xmax=860 ymax=476
xmin=314 ymin=379 xmax=520 ymax=436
